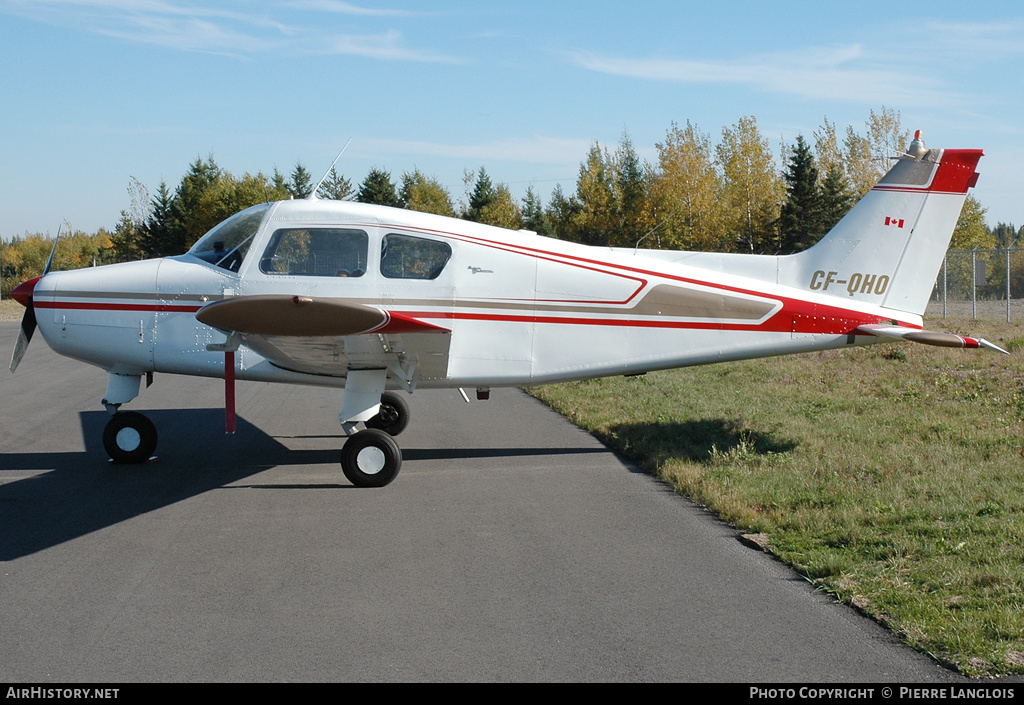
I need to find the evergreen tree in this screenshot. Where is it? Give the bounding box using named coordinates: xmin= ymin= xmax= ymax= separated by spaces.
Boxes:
xmin=111 ymin=211 xmax=143 ymax=262
xmin=288 ymin=162 xmax=313 ymax=199
xmin=464 ymin=167 xmax=496 ymax=222
xmin=818 ymin=162 xmax=853 ymax=233
xmin=521 ymin=186 xmax=551 ymax=237
xmin=141 ymin=180 xmax=178 ymax=257
xmin=357 ymin=168 xmax=401 ymax=207
xmin=611 ymin=133 xmax=651 ymax=248
xmin=169 ymin=156 xmax=224 ymax=253
xmin=317 ymin=167 xmax=353 ymax=200
xmin=272 ymin=168 xmax=289 ymax=197
xmin=545 ymin=184 xmax=579 ymax=241
xmin=778 ymin=135 xmax=823 ymax=253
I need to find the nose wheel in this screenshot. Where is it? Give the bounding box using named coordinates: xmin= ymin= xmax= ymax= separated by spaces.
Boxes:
xmin=340 ymin=429 xmax=401 ymax=487
xmin=103 ymin=411 xmax=158 ymax=464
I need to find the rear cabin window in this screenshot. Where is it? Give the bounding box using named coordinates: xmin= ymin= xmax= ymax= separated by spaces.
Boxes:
xmin=380 ymin=233 xmax=452 ymax=280
xmin=260 ymin=228 xmax=368 ymax=277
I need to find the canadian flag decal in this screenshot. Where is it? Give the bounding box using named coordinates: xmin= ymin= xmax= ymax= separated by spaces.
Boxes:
xmin=884 ymin=217 xmax=905 ymax=228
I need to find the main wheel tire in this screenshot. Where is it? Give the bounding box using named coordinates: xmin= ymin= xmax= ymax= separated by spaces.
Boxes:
xmin=340 ymin=429 xmax=402 ymax=487
xmin=364 ymin=391 xmax=410 ymax=436
xmin=103 ymin=411 xmax=158 ymax=464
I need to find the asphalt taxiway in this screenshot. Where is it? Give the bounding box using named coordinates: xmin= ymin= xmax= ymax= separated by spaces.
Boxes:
xmin=0 ymin=321 xmax=967 ymax=682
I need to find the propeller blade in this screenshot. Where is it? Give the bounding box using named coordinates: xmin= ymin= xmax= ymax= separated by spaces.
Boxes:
xmin=10 ymin=304 xmax=36 ymax=373
xmin=9 ymin=276 xmax=42 ymax=373
xmin=42 ymin=225 xmax=61 ymax=276
xmin=9 ymin=222 xmax=60 ymax=373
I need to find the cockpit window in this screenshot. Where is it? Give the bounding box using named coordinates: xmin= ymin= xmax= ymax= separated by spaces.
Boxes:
xmin=260 ymin=228 xmax=369 ymax=277
xmin=380 ymin=233 xmax=451 ymax=280
xmin=188 ymin=203 xmax=271 ymax=272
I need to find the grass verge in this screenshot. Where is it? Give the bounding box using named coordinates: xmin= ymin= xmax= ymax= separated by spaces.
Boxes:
xmin=527 ymin=317 xmax=1024 ymax=677
xmin=0 ymin=299 xmax=24 ymax=322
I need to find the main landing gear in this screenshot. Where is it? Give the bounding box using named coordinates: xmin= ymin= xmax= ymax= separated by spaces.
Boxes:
xmin=340 ymin=392 xmax=409 ymax=488
xmin=98 ymin=371 xmax=411 ymax=488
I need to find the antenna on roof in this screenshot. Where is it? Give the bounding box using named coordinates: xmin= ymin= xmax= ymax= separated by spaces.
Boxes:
xmin=309 ymin=138 xmax=354 ymax=200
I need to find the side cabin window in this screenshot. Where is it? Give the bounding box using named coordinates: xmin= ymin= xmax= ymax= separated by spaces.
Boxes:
xmin=260 ymin=228 xmax=369 ymax=277
xmin=380 ymin=233 xmax=452 ymax=280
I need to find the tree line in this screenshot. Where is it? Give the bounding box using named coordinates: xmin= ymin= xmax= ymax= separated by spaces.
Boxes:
xmin=3 ymin=107 xmax=1019 ymax=298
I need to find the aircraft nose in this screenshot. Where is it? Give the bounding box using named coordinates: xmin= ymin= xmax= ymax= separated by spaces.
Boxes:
xmin=10 ymin=276 xmax=42 ymax=308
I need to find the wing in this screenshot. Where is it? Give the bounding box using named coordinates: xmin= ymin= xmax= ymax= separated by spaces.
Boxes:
xmin=856 ymin=324 xmax=1008 ymax=354
xmin=196 ymin=295 xmax=451 ymax=383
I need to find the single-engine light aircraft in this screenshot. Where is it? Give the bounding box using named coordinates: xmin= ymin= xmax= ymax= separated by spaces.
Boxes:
xmin=9 ymin=132 xmax=1006 ymax=486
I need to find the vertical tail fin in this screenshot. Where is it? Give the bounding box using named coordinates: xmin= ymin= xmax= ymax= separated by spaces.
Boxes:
xmin=781 ymin=133 xmax=983 ymax=317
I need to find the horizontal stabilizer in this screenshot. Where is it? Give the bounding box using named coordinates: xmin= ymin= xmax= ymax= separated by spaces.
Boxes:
xmin=196 ymin=295 xmax=450 ymax=337
xmin=856 ymin=324 xmax=1008 ymax=354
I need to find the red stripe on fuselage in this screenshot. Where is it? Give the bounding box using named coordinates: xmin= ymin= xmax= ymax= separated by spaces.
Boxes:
xmin=35 ymin=301 xmax=202 ymax=313
xmin=393 ymin=307 xmax=902 ymax=335
xmin=39 ymin=296 xmax=901 ymax=337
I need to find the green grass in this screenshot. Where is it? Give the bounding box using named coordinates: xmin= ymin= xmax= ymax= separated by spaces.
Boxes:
xmin=527 ymin=317 xmax=1024 ymax=677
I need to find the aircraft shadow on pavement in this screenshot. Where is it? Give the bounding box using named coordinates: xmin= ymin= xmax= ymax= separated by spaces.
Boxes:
xmin=607 ymin=418 xmax=798 ymax=465
xmin=0 ymin=408 xmax=623 ymax=560
xmin=0 ymin=408 xmax=339 ymax=561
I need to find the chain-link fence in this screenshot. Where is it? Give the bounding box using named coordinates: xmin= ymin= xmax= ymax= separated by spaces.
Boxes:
xmin=929 ymin=247 xmax=1024 ymax=321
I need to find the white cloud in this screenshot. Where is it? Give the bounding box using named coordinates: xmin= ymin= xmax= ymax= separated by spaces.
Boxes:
xmin=567 ymin=43 xmax=955 ymax=107
xmin=319 ymin=29 xmax=461 ymax=63
xmin=284 ymin=0 xmax=423 ymax=18
xmin=0 ymin=0 xmax=458 ymax=61
xmin=922 ymin=20 xmax=1024 ymax=59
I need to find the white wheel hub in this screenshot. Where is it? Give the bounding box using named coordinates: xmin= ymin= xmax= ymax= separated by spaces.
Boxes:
xmin=116 ymin=427 xmax=142 ymax=452
xmin=355 ymin=445 xmax=386 ymax=475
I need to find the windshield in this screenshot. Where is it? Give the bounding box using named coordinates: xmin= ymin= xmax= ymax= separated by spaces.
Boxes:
xmin=188 ymin=203 xmax=272 ymax=272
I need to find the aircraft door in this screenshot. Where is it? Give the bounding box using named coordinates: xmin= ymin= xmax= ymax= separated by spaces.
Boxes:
xmin=379 ymin=231 xmax=455 ymax=383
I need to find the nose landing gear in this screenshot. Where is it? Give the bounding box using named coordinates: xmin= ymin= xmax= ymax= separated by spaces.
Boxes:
xmin=102 ymin=411 xmax=158 ymax=464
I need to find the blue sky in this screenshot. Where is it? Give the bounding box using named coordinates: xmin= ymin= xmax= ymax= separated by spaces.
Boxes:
xmin=1 ymin=0 xmax=1022 ymax=239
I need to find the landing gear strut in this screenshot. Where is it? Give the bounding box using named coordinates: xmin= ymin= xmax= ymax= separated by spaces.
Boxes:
xmin=339 ymin=391 xmax=410 ymax=487
xmin=103 ymin=411 xmax=158 ymax=464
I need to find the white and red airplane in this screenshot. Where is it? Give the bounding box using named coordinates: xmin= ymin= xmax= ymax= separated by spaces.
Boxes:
xmin=8 ymin=132 xmax=1005 ymax=486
